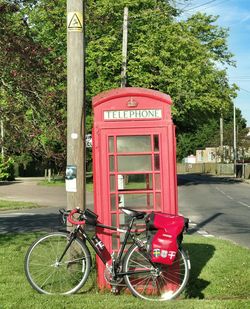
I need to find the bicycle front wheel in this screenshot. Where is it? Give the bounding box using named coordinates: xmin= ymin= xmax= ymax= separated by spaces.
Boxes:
xmin=24 ymin=232 xmax=91 ymax=294
xmin=123 ymin=244 xmax=190 ymax=301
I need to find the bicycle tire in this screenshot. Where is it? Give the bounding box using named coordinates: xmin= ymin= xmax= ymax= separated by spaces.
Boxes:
xmin=123 ymin=243 xmax=190 ymax=301
xmin=24 ymin=232 xmax=91 ymax=294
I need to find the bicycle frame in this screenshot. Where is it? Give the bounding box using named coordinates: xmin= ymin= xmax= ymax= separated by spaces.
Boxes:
xmin=61 ymin=215 xmax=153 ymax=279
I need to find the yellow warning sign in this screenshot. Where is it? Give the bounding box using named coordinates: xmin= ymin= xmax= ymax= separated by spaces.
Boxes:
xmin=67 ymin=12 xmax=83 ymax=32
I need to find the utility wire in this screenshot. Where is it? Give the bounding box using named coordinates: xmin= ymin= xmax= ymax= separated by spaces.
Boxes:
xmin=239 ymin=87 xmax=250 ymax=94
xmin=181 ymin=0 xmax=230 ymax=12
xmin=199 ymin=0 xmax=230 ymax=10
xmin=184 ymin=0 xmax=218 ymax=11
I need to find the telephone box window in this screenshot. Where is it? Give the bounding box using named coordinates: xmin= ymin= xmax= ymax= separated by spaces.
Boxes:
xmin=155 ymin=173 xmax=161 ymax=190
xmin=120 ymin=174 xmax=153 ymax=190
xmin=117 ymin=155 xmax=151 ymax=172
xmin=111 ymin=214 xmax=117 ymax=226
xmin=155 ymin=193 xmax=161 ymax=210
xmin=109 ymin=156 xmax=115 ymax=172
xmin=154 ymin=135 xmax=159 ymax=151
xmin=154 ymin=154 xmax=160 ymax=171
xmin=117 ymin=136 xmax=151 ymax=153
xmin=110 ymin=175 xmax=115 ymax=191
xmin=112 ymin=234 xmax=118 ymax=250
xmin=119 ymin=193 xmax=153 ymax=209
xmin=119 ymin=214 xmax=131 ymax=233
xmin=108 ymin=136 xmax=114 ymax=153
xmin=110 ymin=194 xmax=116 ymax=210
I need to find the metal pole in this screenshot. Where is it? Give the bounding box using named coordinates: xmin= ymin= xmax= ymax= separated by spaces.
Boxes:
xmin=0 ymin=120 xmax=3 ymax=159
xmin=121 ymin=7 xmax=128 ymax=88
xmin=220 ymin=115 xmax=223 ymax=162
xmin=233 ymin=102 xmax=237 ymax=177
xmin=66 ymin=0 xmax=85 ymax=210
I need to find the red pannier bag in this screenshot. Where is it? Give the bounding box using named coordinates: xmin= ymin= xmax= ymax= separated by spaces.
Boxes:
xmin=145 ymin=212 xmax=186 ymax=265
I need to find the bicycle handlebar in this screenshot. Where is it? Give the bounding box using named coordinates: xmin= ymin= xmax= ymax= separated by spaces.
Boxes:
xmin=67 ymin=208 xmax=86 ymax=225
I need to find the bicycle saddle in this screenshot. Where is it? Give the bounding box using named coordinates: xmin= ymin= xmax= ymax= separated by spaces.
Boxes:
xmin=121 ymin=207 xmax=146 ymax=219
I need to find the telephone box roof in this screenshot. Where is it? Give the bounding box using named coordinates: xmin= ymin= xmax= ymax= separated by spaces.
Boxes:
xmin=92 ymin=87 xmax=172 ymax=107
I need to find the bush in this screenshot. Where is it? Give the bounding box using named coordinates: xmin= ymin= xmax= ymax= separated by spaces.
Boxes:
xmin=0 ymin=156 xmax=15 ymax=180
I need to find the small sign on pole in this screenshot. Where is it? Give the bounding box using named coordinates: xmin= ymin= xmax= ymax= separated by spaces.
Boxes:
xmin=85 ymin=134 xmax=92 ymax=148
xmin=67 ymin=12 xmax=83 ymax=32
xmin=65 ymin=165 xmax=77 ymax=192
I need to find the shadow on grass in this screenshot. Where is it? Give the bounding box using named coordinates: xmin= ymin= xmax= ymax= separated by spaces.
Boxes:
xmin=183 ymin=242 xmax=215 ymax=299
xmin=0 ymin=213 xmax=63 ymax=234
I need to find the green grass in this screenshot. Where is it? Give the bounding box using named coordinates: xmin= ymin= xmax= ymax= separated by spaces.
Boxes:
xmin=0 ymin=234 xmax=249 ymax=309
xmin=86 ymin=182 xmax=93 ymax=192
xmin=38 ymin=179 xmax=94 ymax=192
xmin=0 ymin=200 xmax=39 ymax=211
xmin=37 ymin=179 xmax=65 ymax=186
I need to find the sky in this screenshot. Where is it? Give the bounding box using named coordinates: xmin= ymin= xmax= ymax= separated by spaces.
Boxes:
xmin=177 ymin=0 xmax=250 ymax=127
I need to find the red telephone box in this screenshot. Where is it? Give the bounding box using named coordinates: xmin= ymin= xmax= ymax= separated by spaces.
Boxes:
xmin=92 ymin=87 xmax=178 ymax=288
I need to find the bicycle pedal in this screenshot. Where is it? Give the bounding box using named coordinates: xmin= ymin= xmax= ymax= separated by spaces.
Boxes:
xmin=111 ymin=286 xmax=119 ymax=295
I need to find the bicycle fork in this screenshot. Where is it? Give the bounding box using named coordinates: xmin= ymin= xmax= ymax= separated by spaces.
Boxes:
xmin=57 ymin=230 xmax=78 ymax=264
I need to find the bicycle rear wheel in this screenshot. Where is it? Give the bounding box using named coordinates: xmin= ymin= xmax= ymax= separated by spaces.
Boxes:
xmin=123 ymin=244 xmax=190 ymax=301
xmin=24 ymin=232 xmax=91 ymax=294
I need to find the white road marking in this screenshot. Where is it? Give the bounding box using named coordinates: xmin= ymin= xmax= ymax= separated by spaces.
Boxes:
xmin=197 ymin=230 xmax=208 ymax=235
xmin=216 ymin=187 xmax=249 ymax=208
xmin=216 ymin=187 xmax=233 ymax=200
xmin=216 ymin=187 xmax=226 ymax=194
xmin=197 ymin=230 xmax=214 ymax=237
xmin=189 ymin=223 xmax=197 ymax=227
xmin=237 ymin=201 xmax=250 ymax=208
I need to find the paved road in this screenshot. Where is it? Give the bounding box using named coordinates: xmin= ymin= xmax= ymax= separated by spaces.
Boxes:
xmin=0 ymin=179 xmax=93 ymax=233
xmin=0 ymin=176 xmax=249 ymax=249
xmin=0 ymin=179 xmax=67 ymax=207
xmin=178 ymin=174 xmax=250 ymax=249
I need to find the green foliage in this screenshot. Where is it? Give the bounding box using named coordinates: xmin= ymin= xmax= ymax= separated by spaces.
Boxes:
xmin=85 ymin=0 xmax=244 ymax=162
xmin=0 ymin=156 xmax=15 ymax=180
xmin=177 ymin=119 xmax=220 ymax=160
xmin=0 ymin=0 xmax=67 ymax=171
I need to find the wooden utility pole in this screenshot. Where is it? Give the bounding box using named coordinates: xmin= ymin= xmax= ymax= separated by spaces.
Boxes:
xmin=0 ymin=120 xmax=4 ymax=159
xmin=66 ymin=0 xmax=85 ymax=210
xmin=121 ymin=7 xmax=128 ymax=88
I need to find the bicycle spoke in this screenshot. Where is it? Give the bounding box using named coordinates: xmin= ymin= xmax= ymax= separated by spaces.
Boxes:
xmin=124 ymin=245 xmax=189 ymax=301
xmin=61 ymin=257 xmax=85 ymax=265
xmin=128 ymin=258 xmax=150 ymax=270
xmin=40 ymin=269 xmax=57 ymax=289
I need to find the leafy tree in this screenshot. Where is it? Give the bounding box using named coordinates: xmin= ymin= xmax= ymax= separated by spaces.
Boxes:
xmin=0 ymin=0 xmax=66 ymax=171
xmin=176 ymin=119 xmax=219 ymax=160
xmin=0 ymin=0 xmax=246 ymax=169
xmin=0 ymin=156 xmax=15 ymax=180
xmin=86 ymin=3 xmax=237 ymax=128
xmin=176 ymin=108 xmax=248 ymax=162
xmin=85 ymin=0 xmax=241 ymax=160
